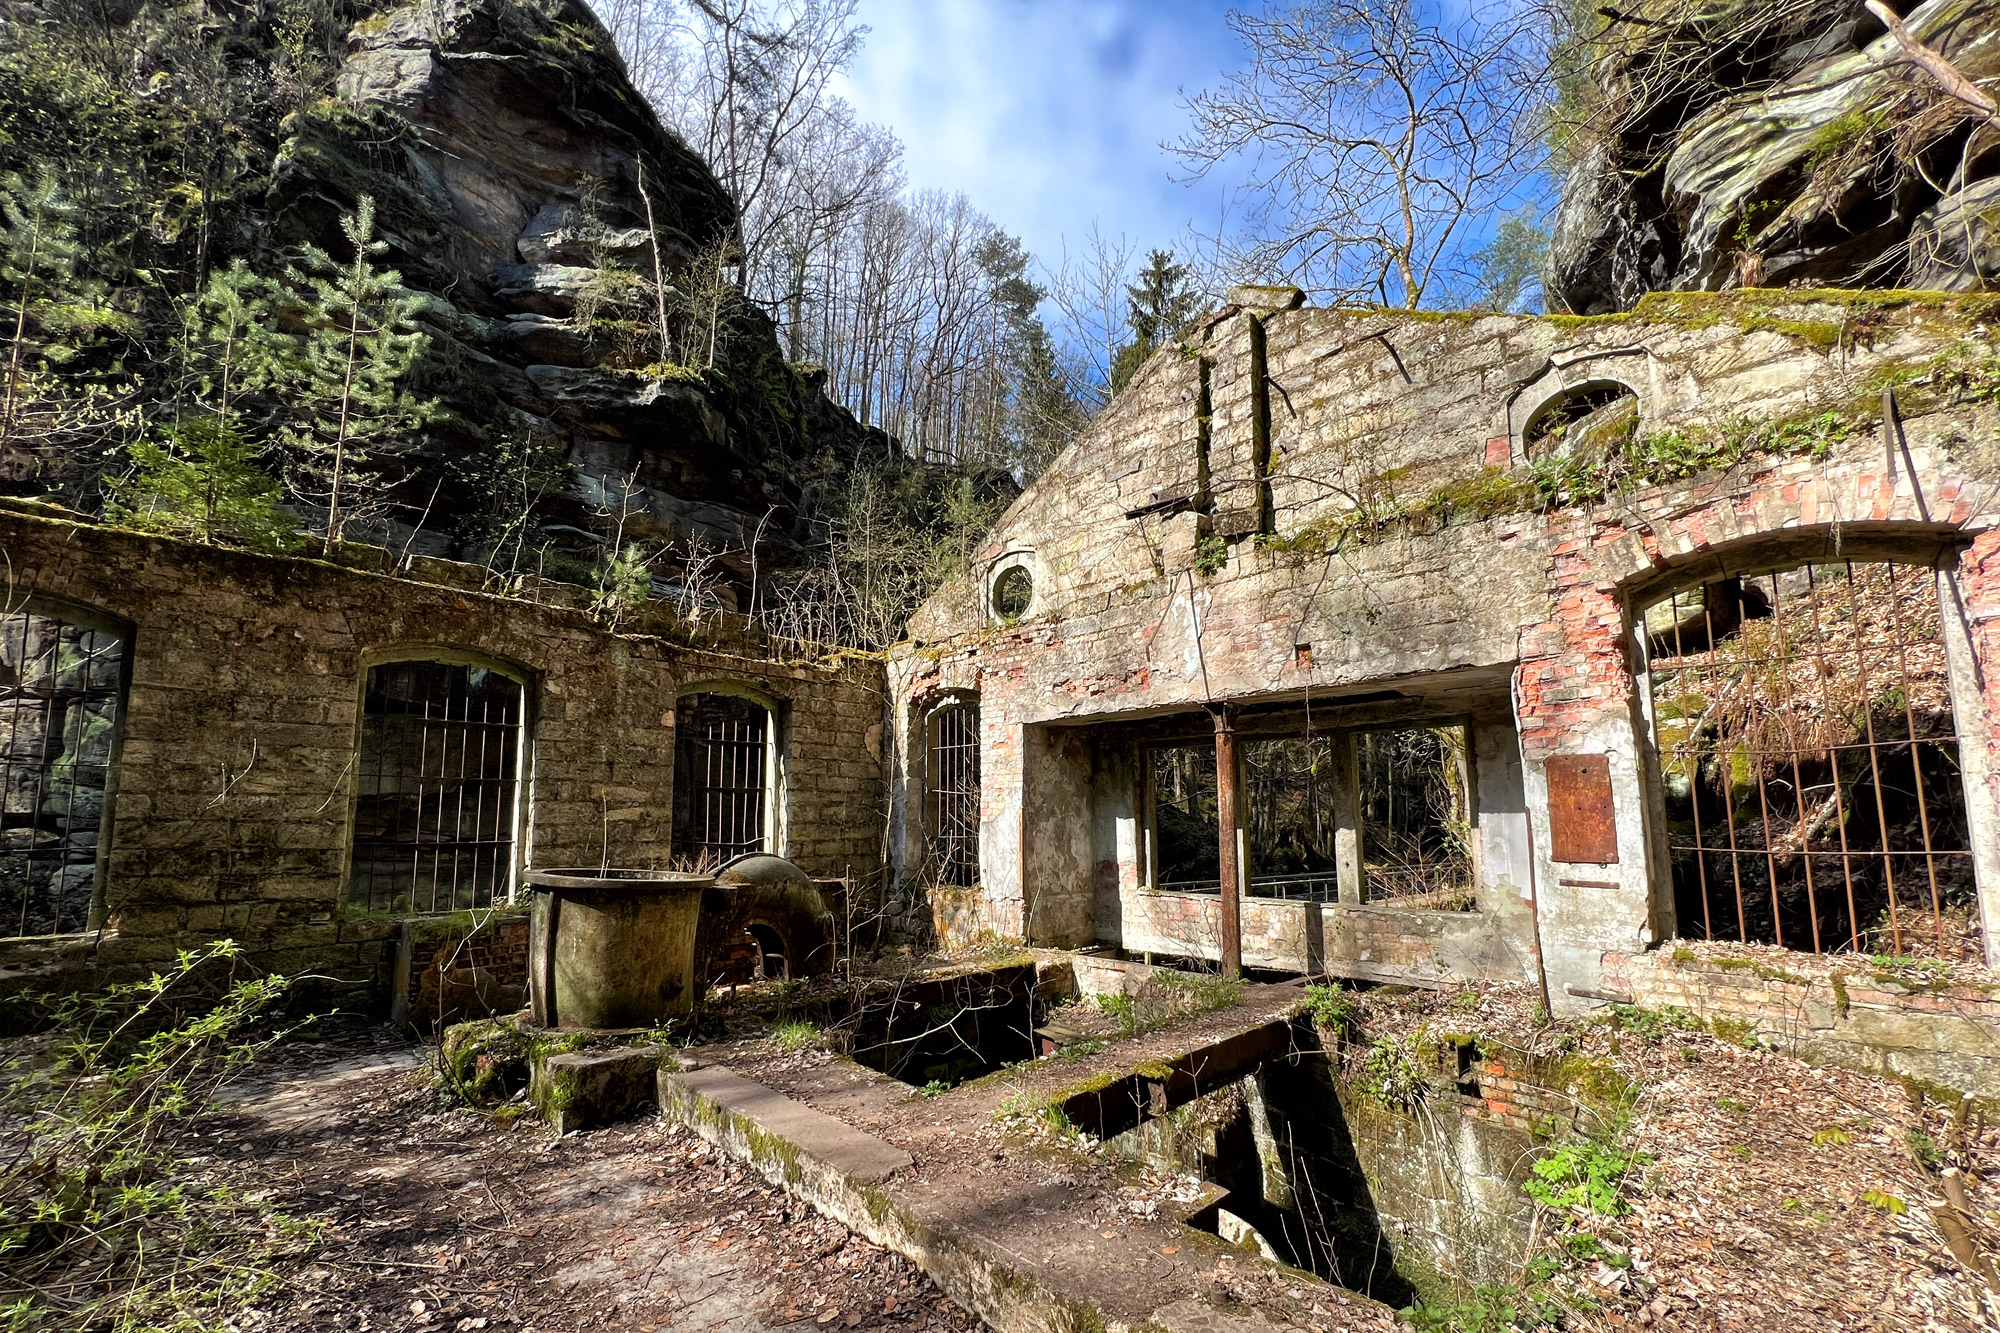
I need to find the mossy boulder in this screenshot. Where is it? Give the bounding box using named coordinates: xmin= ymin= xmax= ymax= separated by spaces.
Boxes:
xmin=440 ymin=1015 xmax=535 ymax=1107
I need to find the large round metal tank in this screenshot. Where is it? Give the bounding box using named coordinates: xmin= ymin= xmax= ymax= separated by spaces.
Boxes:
xmin=525 ymin=868 xmax=714 ymax=1028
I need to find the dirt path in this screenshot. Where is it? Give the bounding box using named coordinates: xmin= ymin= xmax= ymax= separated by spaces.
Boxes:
xmin=205 ymin=1022 xmax=987 ymax=1333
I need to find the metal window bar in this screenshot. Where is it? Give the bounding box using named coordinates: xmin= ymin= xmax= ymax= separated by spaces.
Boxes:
xmin=351 ymin=662 xmax=523 ymax=915
xmin=1 ymin=612 xmax=126 ymax=938
xmin=1646 ymin=561 xmax=1973 ymax=958
xmin=674 ymin=694 xmax=768 ymax=860
xmin=929 ymin=702 xmax=980 ymax=887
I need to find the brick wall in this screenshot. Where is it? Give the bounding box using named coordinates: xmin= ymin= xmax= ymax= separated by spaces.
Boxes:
xmin=0 ymin=512 xmax=886 ymax=998
xmin=888 ymin=290 xmax=2000 ymax=1000
xmin=397 ymin=910 xmax=531 ymax=1030
xmin=1602 ymin=945 xmax=2000 ymax=1100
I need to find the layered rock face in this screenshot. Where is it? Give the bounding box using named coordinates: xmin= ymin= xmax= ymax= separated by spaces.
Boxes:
xmin=271 ymin=0 xmax=885 ymax=580
xmin=1548 ymin=0 xmax=2000 ymax=313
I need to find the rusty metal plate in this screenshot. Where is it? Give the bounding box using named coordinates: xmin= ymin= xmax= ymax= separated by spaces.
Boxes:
xmin=1547 ymin=754 xmax=1618 ymax=864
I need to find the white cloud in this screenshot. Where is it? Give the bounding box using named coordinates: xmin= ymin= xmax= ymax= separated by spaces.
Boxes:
xmin=835 ymin=0 xmax=1239 ymax=266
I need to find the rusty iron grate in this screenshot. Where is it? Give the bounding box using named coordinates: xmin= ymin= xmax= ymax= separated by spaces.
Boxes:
xmin=0 ymin=612 xmax=126 ymax=938
xmin=673 ymin=693 xmax=769 ymax=860
xmin=929 ymin=701 xmax=980 ymax=887
xmin=351 ymin=662 xmax=524 ymax=916
xmin=1646 ymin=561 xmax=1975 ymax=958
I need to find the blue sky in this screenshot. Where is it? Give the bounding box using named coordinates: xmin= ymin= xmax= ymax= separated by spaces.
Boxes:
xmin=834 ymin=0 xmax=1243 ymax=269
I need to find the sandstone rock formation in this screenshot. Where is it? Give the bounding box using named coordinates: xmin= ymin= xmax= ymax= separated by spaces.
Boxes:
xmin=268 ymin=0 xmax=887 ymax=582
xmin=1548 ymin=0 xmax=2000 ymax=313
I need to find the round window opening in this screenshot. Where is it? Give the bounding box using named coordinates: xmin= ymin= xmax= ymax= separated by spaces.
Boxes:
xmin=1523 ymin=381 xmax=1638 ymax=459
xmin=992 ymin=565 xmax=1033 ymax=618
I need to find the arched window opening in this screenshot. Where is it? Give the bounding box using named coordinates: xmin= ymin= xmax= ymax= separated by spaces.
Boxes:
xmin=1523 ymin=380 xmax=1637 ymax=459
xmin=0 ymin=608 xmax=128 ymax=937
xmin=747 ymin=923 xmax=786 ymax=980
xmin=351 ymin=660 xmax=526 ymax=916
xmin=674 ymin=692 xmax=773 ymax=861
xmin=928 ymin=700 xmax=980 ymax=886
xmin=1645 ymin=561 xmax=1975 ymax=958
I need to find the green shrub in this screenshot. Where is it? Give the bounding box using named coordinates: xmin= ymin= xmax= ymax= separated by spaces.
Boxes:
xmin=1358 ymin=1034 xmax=1428 ymax=1109
xmin=0 ymin=941 xmax=315 ymax=1330
xmin=1303 ymin=982 xmax=1358 ymax=1030
xmin=1522 ymin=1135 xmax=1647 ymax=1217
xmin=1403 ymin=1284 xmax=1564 ymax=1332
xmin=1604 ymin=1002 xmax=1700 ymax=1043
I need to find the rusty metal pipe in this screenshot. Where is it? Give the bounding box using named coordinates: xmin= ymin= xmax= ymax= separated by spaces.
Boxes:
xmin=1211 ymin=703 xmax=1244 ymax=977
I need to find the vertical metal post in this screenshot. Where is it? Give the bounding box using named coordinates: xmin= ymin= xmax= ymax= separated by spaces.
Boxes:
xmin=1211 ymin=703 xmax=1243 ymax=977
xmin=1330 ymin=730 xmax=1364 ymax=904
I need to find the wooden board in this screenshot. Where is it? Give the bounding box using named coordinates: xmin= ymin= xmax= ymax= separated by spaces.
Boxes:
xmin=1547 ymin=753 xmax=1618 ymax=864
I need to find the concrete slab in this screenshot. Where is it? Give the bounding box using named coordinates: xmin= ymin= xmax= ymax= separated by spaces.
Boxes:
xmin=660 ymin=985 xmax=1400 ymax=1333
xmin=662 ymin=1065 xmax=914 ymax=1182
xmin=1057 ymin=1016 xmax=1294 ymax=1137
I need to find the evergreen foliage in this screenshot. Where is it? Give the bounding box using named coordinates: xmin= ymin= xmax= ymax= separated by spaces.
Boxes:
xmin=1468 ymin=215 xmax=1548 ymax=313
xmin=112 ymin=419 xmax=299 ymax=552
xmin=278 ymin=196 xmax=438 ymax=553
xmin=1110 ymin=249 xmax=1200 ymax=393
xmin=976 ymin=232 xmax=1085 ymax=474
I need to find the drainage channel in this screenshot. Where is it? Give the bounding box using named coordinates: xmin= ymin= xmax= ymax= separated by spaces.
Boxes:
xmin=660 ymin=976 xmax=1409 ymax=1333
xmin=845 ymin=961 xmax=1037 ymax=1089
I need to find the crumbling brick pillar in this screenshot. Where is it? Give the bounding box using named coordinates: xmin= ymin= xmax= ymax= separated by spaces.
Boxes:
xmin=1512 ymin=534 xmax=1665 ymax=1012
xmin=1946 ymin=532 xmax=2000 ymax=968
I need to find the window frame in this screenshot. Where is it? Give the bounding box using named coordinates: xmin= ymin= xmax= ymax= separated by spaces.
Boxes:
xmin=922 ymin=693 xmax=981 ymax=888
xmin=344 ymin=649 xmax=534 ymax=918
xmin=672 ymin=681 xmax=783 ymax=862
xmin=0 ymin=596 xmax=135 ymax=940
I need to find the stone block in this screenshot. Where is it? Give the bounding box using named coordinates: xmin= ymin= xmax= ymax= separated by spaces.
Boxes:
xmin=533 ymin=1045 xmax=670 ymax=1134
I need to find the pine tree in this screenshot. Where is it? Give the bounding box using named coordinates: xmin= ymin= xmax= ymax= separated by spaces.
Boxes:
xmin=113 ymin=419 xmax=298 ymax=551
xmin=975 ymin=231 xmax=1084 ymax=474
xmin=1468 ymin=215 xmax=1547 ymax=313
xmin=0 ymin=169 xmax=84 ymax=451
xmin=280 ymin=196 xmax=438 ymax=553
xmin=111 ymin=262 xmax=296 ymax=550
xmin=179 ymin=259 xmax=284 ymax=428
xmin=1111 ymin=249 xmax=1201 ymax=394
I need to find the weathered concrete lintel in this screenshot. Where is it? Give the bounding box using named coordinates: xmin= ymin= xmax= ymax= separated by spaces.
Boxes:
xmin=664 ymin=1065 xmax=914 ymax=1181
xmin=1059 ymin=1017 xmax=1296 ymax=1137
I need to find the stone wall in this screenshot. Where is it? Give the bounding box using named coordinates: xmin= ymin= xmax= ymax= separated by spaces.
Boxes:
xmin=0 ymin=511 xmax=886 ymax=999
xmin=890 ymin=289 xmax=2000 ymax=1001
xmin=1602 ymin=945 xmax=2000 ymax=1102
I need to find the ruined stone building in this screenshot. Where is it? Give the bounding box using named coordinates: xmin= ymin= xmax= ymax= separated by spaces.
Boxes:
xmin=886 ymin=287 xmax=2000 ymax=1014
xmin=5 ymin=285 xmax=2000 ymax=1042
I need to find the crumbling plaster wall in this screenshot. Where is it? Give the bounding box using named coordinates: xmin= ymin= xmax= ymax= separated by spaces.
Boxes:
xmin=0 ymin=513 xmax=885 ymax=997
xmin=891 ymin=291 xmax=2000 ymax=999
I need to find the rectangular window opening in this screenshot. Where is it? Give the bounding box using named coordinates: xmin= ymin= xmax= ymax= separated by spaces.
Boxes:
xmin=0 ymin=611 xmax=127 ymax=938
xmin=1146 ymin=724 xmax=1474 ymax=910
xmin=1355 ymin=725 xmax=1475 ymax=910
xmin=351 ymin=661 xmax=524 ymax=916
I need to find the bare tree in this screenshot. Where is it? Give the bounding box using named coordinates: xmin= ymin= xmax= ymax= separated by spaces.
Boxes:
xmin=604 ymin=0 xmax=1066 ymax=471
xmin=1174 ymin=0 xmax=1551 ymax=308
xmin=1043 ymin=224 xmax=1136 ymax=407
